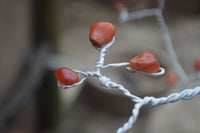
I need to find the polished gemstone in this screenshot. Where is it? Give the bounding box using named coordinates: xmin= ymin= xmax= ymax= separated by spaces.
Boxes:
xmin=129 ymin=52 xmax=160 ymax=73
xmin=89 ymin=22 xmax=116 ymax=48
xmin=55 ymin=67 xmax=80 ymax=85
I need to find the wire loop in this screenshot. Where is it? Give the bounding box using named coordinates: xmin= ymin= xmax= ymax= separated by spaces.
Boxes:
xmin=126 ymin=67 xmax=165 ymax=77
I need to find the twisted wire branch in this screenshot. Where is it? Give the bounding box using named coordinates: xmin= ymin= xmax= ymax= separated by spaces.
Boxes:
xmin=116 ymin=102 xmax=144 ymax=133
xmin=99 ymin=78 xmax=143 ymax=102
xmin=96 ymin=37 xmax=116 ymax=72
xmin=116 ymin=86 xmax=200 ymax=133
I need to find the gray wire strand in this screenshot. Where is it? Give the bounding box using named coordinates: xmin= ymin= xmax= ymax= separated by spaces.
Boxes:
xmin=158 ymin=0 xmax=165 ymax=11
xmin=155 ymin=11 xmax=189 ymax=84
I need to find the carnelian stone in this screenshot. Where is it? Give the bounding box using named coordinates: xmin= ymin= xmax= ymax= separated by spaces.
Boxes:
xmin=89 ymin=22 xmax=116 ymax=48
xmin=55 ymin=67 xmax=80 ymax=85
xmin=112 ymin=2 xmax=126 ymax=12
xmin=129 ymin=52 xmax=160 ymax=73
xmin=165 ymin=72 xmax=179 ymax=85
xmin=194 ymin=57 xmax=200 ymax=71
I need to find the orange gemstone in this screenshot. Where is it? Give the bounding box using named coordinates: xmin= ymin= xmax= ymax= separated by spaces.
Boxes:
xmin=89 ymin=22 xmax=116 ymax=48
xmin=165 ymin=72 xmax=179 ymax=85
xmin=194 ymin=57 xmax=200 ymax=71
xmin=129 ymin=52 xmax=160 ymax=73
xmin=112 ymin=2 xmax=126 ymax=12
xmin=55 ymin=67 xmax=80 ymax=85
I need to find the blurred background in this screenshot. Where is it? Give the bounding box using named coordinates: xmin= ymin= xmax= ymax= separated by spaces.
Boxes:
xmin=0 ymin=0 xmax=200 ymax=133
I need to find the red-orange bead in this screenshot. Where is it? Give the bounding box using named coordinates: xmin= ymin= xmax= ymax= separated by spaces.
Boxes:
xmin=165 ymin=72 xmax=179 ymax=85
xmin=194 ymin=57 xmax=200 ymax=71
xmin=112 ymin=2 xmax=126 ymax=12
xmin=55 ymin=67 xmax=80 ymax=85
xmin=129 ymin=52 xmax=160 ymax=73
xmin=89 ymin=22 xmax=116 ymax=48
